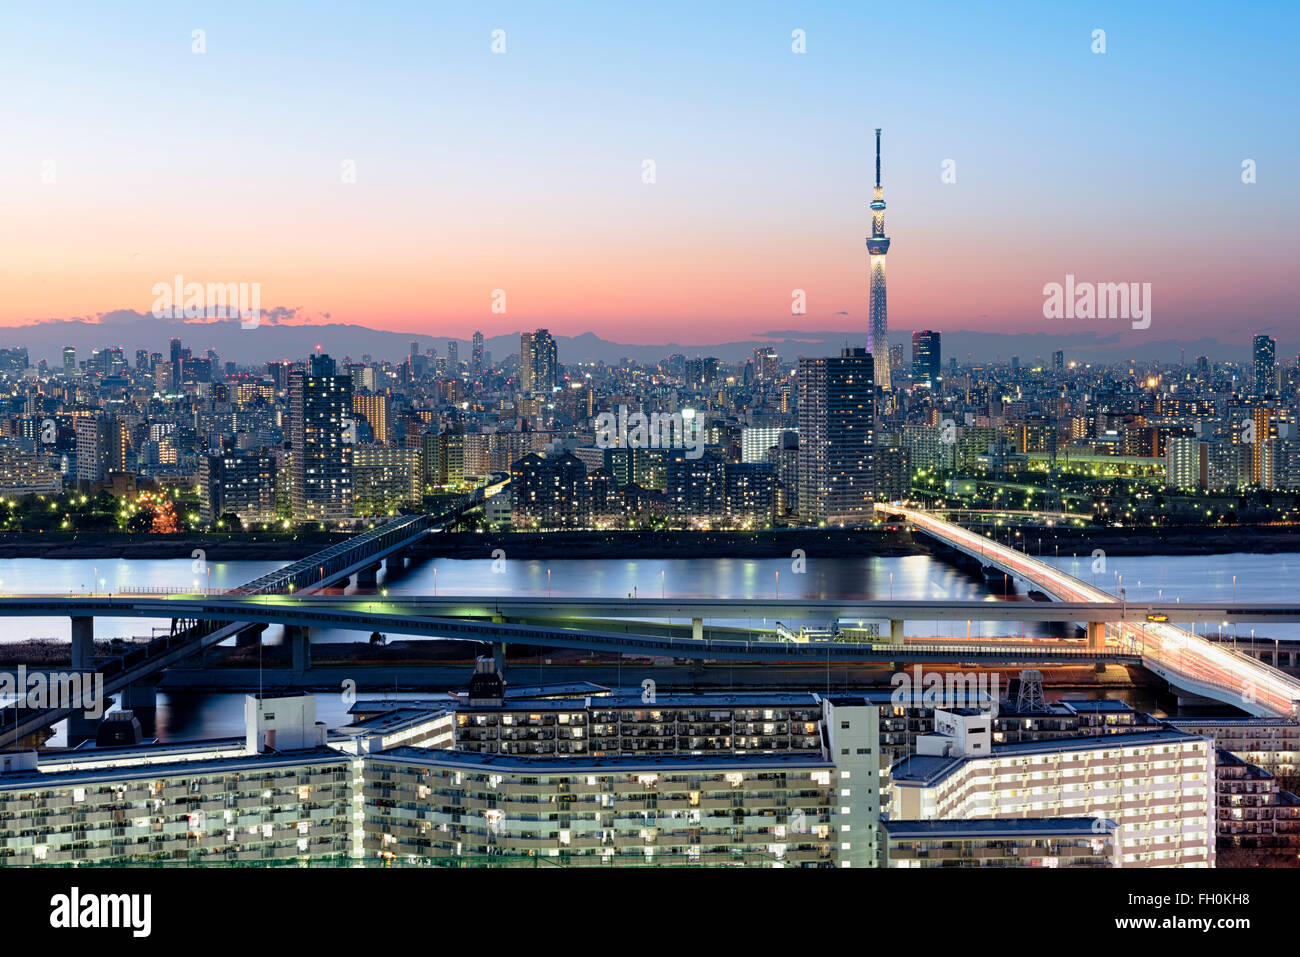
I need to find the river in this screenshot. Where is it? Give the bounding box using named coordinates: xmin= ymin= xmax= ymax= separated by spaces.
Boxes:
xmin=2 ymin=550 xmax=1296 ymax=742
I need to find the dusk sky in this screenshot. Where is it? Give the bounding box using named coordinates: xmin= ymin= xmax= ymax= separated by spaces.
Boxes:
xmin=2 ymin=0 xmax=1296 ymax=346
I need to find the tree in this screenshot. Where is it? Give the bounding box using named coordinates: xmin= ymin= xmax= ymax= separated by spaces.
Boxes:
xmin=218 ymin=512 xmax=244 ymax=532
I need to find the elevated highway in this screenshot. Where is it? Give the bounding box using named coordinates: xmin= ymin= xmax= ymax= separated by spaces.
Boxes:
xmin=0 ymin=488 xmax=498 ymax=746
xmin=878 ymin=502 xmax=1300 ymax=718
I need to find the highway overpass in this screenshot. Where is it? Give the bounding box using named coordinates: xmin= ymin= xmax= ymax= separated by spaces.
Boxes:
xmin=878 ymin=502 xmax=1300 ymax=718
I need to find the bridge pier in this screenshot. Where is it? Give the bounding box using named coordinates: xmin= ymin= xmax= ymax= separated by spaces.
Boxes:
xmin=355 ymin=562 xmax=381 ymax=587
xmin=889 ymin=620 xmax=905 ymax=646
xmin=235 ymin=623 xmax=265 ymax=649
xmin=692 ymin=618 xmax=703 ymax=641
xmin=121 ymin=680 xmax=157 ymax=710
xmin=287 ymin=626 xmax=311 ymax=673
xmin=66 ymin=711 xmax=98 ymax=746
xmin=493 ymin=642 xmax=506 ymax=674
xmin=70 ymin=616 xmax=94 ymax=670
xmin=1086 ymin=622 xmax=1106 ymax=650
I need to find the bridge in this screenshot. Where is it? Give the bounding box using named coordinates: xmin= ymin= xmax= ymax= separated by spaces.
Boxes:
xmin=13 ymin=595 xmax=1300 ymax=626
xmin=877 ymin=502 xmax=1300 ymax=718
xmin=0 ymin=486 xmax=497 ymax=746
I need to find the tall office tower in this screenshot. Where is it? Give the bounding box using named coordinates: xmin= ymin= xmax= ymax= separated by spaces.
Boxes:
xmin=1011 ymin=355 xmax=1020 ymax=377
xmin=520 ymin=328 xmax=558 ymax=396
xmin=911 ymin=330 xmax=941 ymax=389
xmin=1053 ymin=350 xmax=1064 ymax=372
xmin=1196 ymin=355 xmax=1209 ymax=375
xmin=752 ymin=347 xmax=781 ymax=386
xmin=447 ymin=340 xmax=458 ymax=369
xmin=866 ymin=128 xmax=892 ymax=391
xmin=410 ymin=339 xmax=419 ymax=358
xmin=169 ymin=337 xmax=183 ymax=391
xmin=135 ymin=349 xmax=149 ymax=372
xmin=289 ymin=353 xmax=353 ymax=523
xmin=1253 ymin=334 xmax=1277 ymax=396
xmin=62 ymin=346 xmax=75 ymax=375
xmin=471 ymin=330 xmax=484 ymax=373
xmin=797 ymin=347 xmax=876 ymax=525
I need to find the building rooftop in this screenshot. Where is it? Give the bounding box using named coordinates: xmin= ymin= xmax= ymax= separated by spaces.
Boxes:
xmin=371 ymin=746 xmax=834 ymax=774
xmin=890 ymin=729 xmax=1208 ymax=786
xmin=1059 ymin=699 xmax=1139 ymax=714
xmin=882 ymin=817 xmax=1117 ymax=838
xmin=336 ymin=706 xmax=454 ymax=736
xmin=591 ymin=692 xmax=821 ymax=709
xmin=0 ymin=746 xmax=349 ymax=791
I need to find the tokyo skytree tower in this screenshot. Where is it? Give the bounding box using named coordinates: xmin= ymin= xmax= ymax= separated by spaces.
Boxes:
xmin=866 ymin=128 xmax=892 ymax=391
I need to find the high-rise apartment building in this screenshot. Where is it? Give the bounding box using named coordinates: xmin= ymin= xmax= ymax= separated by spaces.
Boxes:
xmin=471 ymin=330 xmax=484 ymax=373
xmin=1253 ymin=334 xmax=1277 ymax=396
xmin=1166 ymin=436 xmax=1208 ymax=490
xmin=890 ymin=712 xmax=1215 ymax=868
xmin=520 ymin=329 xmax=558 ymax=397
xmin=199 ymin=452 xmax=278 ymax=525
xmin=289 ymin=353 xmax=353 ymax=523
xmin=797 ymin=348 xmax=875 ymax=525
xmin=351 ymin=393 xmax=392 ymax=446
xmin=74 ymin=416 xmax=128 ymax=485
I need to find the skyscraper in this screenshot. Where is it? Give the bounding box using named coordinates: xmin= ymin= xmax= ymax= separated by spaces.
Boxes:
xmin=290 ymin=353 xmax=353 ymax=523
xmin=62 ymin=346 xmax=75 ymax=375
xmin=1053 ymin=350 xmax=1064 ymax=372
xmin=797 ymin=347 xmax=876 ymax=525
xmin=1253 ymin=334 xmax=1277 ymax=396
xmin=447 ymin=340 xmax=459 ymax=369
xmin=519 ymin=331 xmax=533 ymax=395
xmin=169 ymin=337 xmax=183 ymax=391
xmin=471 ymin=331 xmax=484 ymax=374
xmin=911 ymin=330 xmax=941 ymax=389
xmin=867 ymin=129 xmax=892 ymax=392
xmin=520 ymin=329 xmax=558 ymax=396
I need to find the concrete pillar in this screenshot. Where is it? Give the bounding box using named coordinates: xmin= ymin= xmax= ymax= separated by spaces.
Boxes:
xmin=889 ymin=620 xmax=905 ymax=646
xmin=66 ymin=711 xmax=98 ymax=746
xmin=235 ymin=624 xmax=265 ymax=649
xmin=70 ymin=616 xmax=94 ymax=671
xmin=492 ymin=642 xmax=506 ymax=674
xmin=692 ymin=617 xmax=703 ymax=641
xmin=288 ymin=626 xmax=311 ymax=673
xmin=1086 ymin=622 xmax=1106 ymax=649
xmin=355 ymin=563 xmax=381 ymax=587
xmin=121 ymin=681 xmax=157 ymax=709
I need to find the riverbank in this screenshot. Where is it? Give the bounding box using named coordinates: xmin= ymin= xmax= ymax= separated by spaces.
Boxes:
xmin=962 ymin=523 xmax=1300 ymax=557
xmin=1 ymin=523 xmax=1297 ymax=560
xmin=0 ymin=531 xmax=350 ymax=560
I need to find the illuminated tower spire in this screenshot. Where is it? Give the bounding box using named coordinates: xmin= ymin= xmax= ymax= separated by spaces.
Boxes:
xmin=867 ymin=128 xmax=892 ymax=391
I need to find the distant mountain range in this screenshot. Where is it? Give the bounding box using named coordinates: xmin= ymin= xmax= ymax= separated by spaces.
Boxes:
xmin=1 ymin=311 xmax=1277 ymax=368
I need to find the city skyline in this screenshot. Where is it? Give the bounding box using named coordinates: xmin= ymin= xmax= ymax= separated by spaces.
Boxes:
xmin=2 ymin=1 xmax=1296 ymax=343
xmin=3 ymin=0 xmax=1300 ymax=898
